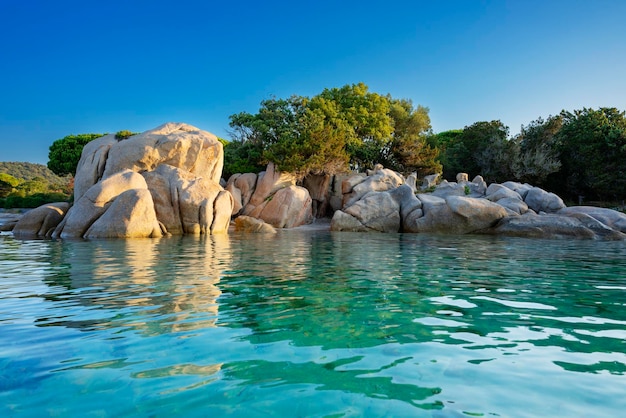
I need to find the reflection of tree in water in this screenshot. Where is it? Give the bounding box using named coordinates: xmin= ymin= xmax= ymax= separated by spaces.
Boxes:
xmin=38 ymin=235 xmax=229 ymax=335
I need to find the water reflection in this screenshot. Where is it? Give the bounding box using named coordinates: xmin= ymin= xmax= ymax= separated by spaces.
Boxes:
xmin=1 ymin=231 xmax=626 ymax=416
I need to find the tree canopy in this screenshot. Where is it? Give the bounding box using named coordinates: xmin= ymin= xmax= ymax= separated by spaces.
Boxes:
xmin=226 ymin=83 xmax=438 ymax=178
xmin=48 ymin=133 xmax=105 ymax=176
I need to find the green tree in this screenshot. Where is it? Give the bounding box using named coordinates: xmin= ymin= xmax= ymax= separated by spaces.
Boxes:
xmin=441 ymin=121 xmax=512 ymax=182
xmin=0 ymin=173 xmax=20 ymax=198
xmin=511 ymin=116 xmax=562 ymax=185
xmin=555 ymin=107 xmax=626 ymax=200
xmin=48 ymin=133 xmax=105 ymax=176
xmin=308 ymin=83 xmax=393 ymax=170
xmin=386 ymin=98 xmax=440 ymax=176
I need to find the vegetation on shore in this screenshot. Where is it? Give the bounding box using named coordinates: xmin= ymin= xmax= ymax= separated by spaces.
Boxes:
xmin=3 ymin=83 xmax=625 ymax=208
xmin=0 ymin=162 xmax=72 ymax=208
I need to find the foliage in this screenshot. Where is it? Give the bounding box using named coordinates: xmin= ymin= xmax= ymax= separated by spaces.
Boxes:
xmin=48 ymin=133 xmax=105 ymax=176
xmin=439 ymin=121 xmax=512 ymax=182
xmin=0 ymin=192 xmax=69 ymax=209
xmin=510 ymin=116 xmax=562 ymax=185
xmin=227 ymin=83 xmax=438 ymax=178
xmin=554 ymin=107 xmax=626 ymax=200
xmin=115 ymin=130 xmax=135 ymax=140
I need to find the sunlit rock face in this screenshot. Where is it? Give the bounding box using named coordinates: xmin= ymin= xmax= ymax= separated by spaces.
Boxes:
xmin=330 ymin=168 xmax=626 ymax=240
xmin=226 ymin=162 xmax=313 ymax=228
xmin=50 ymin=122 xmax=233 ymax=239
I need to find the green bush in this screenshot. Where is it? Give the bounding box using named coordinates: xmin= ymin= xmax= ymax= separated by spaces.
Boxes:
xmin=0 ymin=192 xmax=70 ymax=209
xmin=115 ymin=130 xmax=135 ymax=140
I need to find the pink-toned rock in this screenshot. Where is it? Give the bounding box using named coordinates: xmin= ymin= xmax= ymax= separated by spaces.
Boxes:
xmin=249 ymin=185 xmax=312 ymax=228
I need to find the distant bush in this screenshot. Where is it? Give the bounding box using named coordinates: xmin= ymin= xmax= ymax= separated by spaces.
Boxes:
xmin=115 ymin=130 xmax=135 ymax=140
xmin=0 ymin=192 xmax=70 ymax=209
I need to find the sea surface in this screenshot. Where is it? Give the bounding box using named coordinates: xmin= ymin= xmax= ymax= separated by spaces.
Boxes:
xmin=1 ymin=229 xmax=625 ymax=417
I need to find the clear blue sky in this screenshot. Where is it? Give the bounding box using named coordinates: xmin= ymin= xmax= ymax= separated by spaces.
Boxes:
xmin=1 ymin=0 xmax=625 ymax=164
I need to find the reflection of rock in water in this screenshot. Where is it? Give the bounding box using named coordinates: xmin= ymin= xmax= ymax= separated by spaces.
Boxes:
xmin=38 ymin=235 xmax=231 ymax=335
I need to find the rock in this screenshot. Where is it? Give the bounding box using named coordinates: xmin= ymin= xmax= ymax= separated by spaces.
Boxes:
xmin=343 ymin=191 xmax=402 ymax=232
xmin=407 ymin=195 xmax=508 ymax=234
xmin=83 ymin=189 xmax=163 ymax=238
xmin=494 ymin=197 xmax=528 ymax=215
xmin=243 ymin=163 xmax=296 ymax=216
xmin=343 ymin=167 xmax=404 ymax=208
xmin=12 ymin=203 xmax=70 ymax=238
xmin=502 ymin=181 xmax=533 ymax=199
xmin=485 ymin=184 xmax=523 ymax=202
xmin=471 ymin=175 xmax=488 ymax=196
xmin=53 ymin=170 xmax=163 ymax=239
xmin=559 ymin=206 xmax=626 ymax=233
xmin=341 ymin=173 xmax=367 ymax=195
xmin=303 ymin=173 xmax=332 ymax=218
xmin=144 ymin=165 xmax=233 ymax=235
xmin=103 ymin=123 xmax=224 ymax=185
xmin=456 ymin=173 xmax=469 ymax=183
xmin=234 ymin=216 xmax=277 ymax=233
xmin=226 ymin=172 xmax=258 ymax=216
xmin=405 ymin=173 xmax=418 ymax=193
xmin=331 ymin=184 xmax=420 ymax=233
xmin=421 ymin=173 xmax=440 ymax=190
xmin=248 ymin=185 xmax=312 ymax=228
xmin=524 ymin=187 xmax=565 ymax=213
xmin=55 ymin=122 xmax=232 ymax=238
xmin=487 ymin=212 xmax=626 ymax=240
xmin=431 ymin=180 xmax=466 ymax=198
xmin=74 ymin=134 xmax=118 ymax=201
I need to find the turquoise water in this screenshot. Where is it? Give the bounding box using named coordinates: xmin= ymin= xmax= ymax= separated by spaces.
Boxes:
xmin=1 ymin=230 xmax=625 ymax=417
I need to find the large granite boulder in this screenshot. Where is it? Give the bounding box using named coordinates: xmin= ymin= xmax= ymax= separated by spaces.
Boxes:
xmin=53 ymin=170 xmax=163 ymax=239
xmin=230 ymin=163 xmax=312 ymax=228
xmin=406 ymin=195 xmax=508 ymax=234
xmin=342 ymin=165 xmax=404 ymax=207
xmin=559 ymin=206 xmax=626 ymax=233
xmin=46 ymin=122 xmax=233 ymax=239
xmin=234 ymin=216 xmax=277 ymax=234
xmin=12 ymin=202 xmax=70 ymax=238
xmin=524 ymin=187 xmax=565 ymax=213
xmin=487 ymin=212 xmax=626 ymax=240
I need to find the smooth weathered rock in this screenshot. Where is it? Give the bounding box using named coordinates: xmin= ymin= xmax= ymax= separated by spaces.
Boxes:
xmin=407 ymin=195 xmax=508 ymax=234
xmin=431 ymin=180 xmax=466 ymax=198
xmin=84 ymin=189 xmax=163 ymax=238
xmin=494 ymin=197 xmax=528 ymax=215
xmin=405 ymin=173 xmax=418 ymax=193
xmin=303 ymin=173 xmax=332 ymax=218
xmin=103 ymin=123 xmax=224 ymax=184
xmin=486 ymin=184 xmax=523 ymax=202
xmin=456 ymin=173 xmax=469 ymax=183
xmin=487 ymin=212 xmax=626 ymax=240
xmin=343 ymin=191 xmax=402 ymax=232
xmin=226 ymin=172 xmax=258 ymax=216
xmin=234 ymin=215 xmax=277 ymax=233
xmin=421 ymin=173 xmax=440 ymax=190
xmin=74 ymin=134 xmax=118 ymax=201
xmin=343 ymin=167 xmax=404 ymax=208
xmin=248 ymin=185 xmax=312 ymax=228
xmin=144 ymin=165 xmax=233 ymax=235
xmin=559 ymin=206 xmax=626 ymax=233
xmin=524 ymin=187 xmax=566 ymax=213
xmin=502 ymin=181 xmax=533 ymax=199
xmin=12 ymin=202 xmax=70 ymax=238
xmin=471 ymin=175 xmax=488 ymax=196
xmin=54 ymin=170 xmax=162 ymax=239
xmin=243 ymin=163 xmax=296 ymax=216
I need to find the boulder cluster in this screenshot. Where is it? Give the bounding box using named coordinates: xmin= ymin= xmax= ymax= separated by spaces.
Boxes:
xmin=12 ymin=123 xmax=233 ymax=238
xmin=6 ymin=122 xmax=626 ymax=240
xmin=330 ymin=165 xmax=626 ymax=240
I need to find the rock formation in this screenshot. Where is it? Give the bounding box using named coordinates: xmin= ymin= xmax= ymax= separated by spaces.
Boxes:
xmin=331 ymin=167 xmax=626 ymax=240
xmin=226 ymin=162 xmax=313 ymax=228
xmin=14 ymin=123 xmax=233 ymax=239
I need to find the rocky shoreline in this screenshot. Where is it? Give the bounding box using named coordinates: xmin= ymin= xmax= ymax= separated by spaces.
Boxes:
xmin=4 ymin=122 xmax=626 ymax=241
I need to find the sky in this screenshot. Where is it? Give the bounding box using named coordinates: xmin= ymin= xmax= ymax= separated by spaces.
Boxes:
xmin=1 ymin=0 xmax=625 ymax=165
